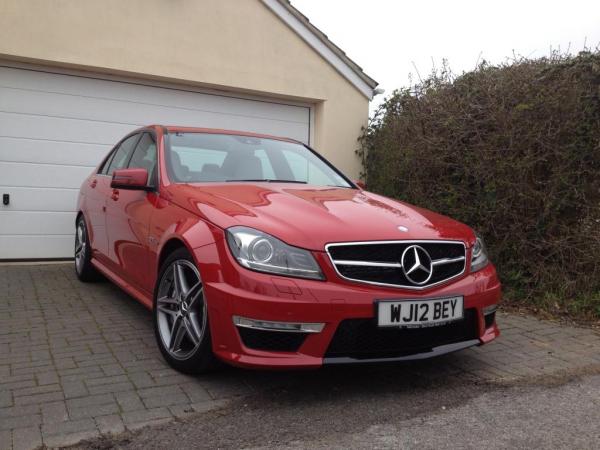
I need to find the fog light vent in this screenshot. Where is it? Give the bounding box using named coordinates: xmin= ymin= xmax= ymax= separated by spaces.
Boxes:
xmin=483 ymin=304 xmax=498 ymax=329
xmin=238 ymin=328 xmax=307 ymax=352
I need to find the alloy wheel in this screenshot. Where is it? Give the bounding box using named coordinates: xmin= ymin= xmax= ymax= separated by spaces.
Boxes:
xmin=74 ymin=221 xmax=86 ymax=273
xmin=156 ymin=259 xmax=207 ymax=360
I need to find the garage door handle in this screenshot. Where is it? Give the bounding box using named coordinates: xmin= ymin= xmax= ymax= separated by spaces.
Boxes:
xmin=111 ymin=190 xmax=119 ymax=201
xmin=90 ymin=179 xmax=97 ymax=188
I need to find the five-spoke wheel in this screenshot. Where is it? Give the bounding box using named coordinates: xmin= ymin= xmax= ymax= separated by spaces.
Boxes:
xmin=74 ymin=215 xmax=100 ymax=281
xmin=153 ymin=248 xmax=215 ymax=373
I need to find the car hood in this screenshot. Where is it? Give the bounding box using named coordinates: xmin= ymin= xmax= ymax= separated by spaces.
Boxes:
xmin=169 ymin=183 xmax=476 ymax=251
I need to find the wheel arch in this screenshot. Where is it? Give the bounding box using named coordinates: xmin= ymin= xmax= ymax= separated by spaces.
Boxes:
xmin=157 ymin=238 xmax=192 ymax=273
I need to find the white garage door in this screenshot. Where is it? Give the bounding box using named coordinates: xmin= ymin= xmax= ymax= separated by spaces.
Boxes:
xmin=0 ymin=65 xmax=311 ymax=259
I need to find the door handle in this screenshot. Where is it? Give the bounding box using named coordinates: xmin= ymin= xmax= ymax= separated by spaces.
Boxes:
xmin=90 ymin=179 xmax=97 ymax=188
xmin=111 ymin=189 xmax=119 ymax=201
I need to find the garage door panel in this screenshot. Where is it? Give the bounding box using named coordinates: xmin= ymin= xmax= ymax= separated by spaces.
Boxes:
xmin=0 ymin=137 xmax=110 ymax=166
xmin=0 ymin=187 xmax=78 ymax=212
xmin=0 ymin=211 xmax=74 ymax=235
xmin=0 ymin=162 xmax=93 ymax=189
xmin=1 ymin=111 xmax=307 ymax=153
xmin=0 ymin=111 xmax=138 ymax=145
xmin=1 ymin=89 xmax=308 ymax=143
xmin=0 ymin=87 xmax=144 ymax=128
xmin=0 ymin=66 xmax=309 ymax=126
xmin=0 ymin=235 xmax=73 ymax=259
xmin=0 ymin=66 xmax=311 ymax=259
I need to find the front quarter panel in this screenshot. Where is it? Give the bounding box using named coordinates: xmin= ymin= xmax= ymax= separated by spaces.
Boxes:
xmin=151 ymin=199 xmax=223 ymax=288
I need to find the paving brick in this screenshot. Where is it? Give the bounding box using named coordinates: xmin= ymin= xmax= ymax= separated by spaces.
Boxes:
xmin=127 ymin=371 xmax=156 ymax=389
xmin=101 ymin=363 xmax=125 ymax=377
xmin=61 ymin=380 xmax=89 ymax=399
xmin=0 ymin=414 xmax=42 ymax=431
xmin=87 ymin=381 xmax=134 ymax=395
xmin=137 ymin=385 xmax=183 ymax=399
xmin=36 ymin=371 xmax=59 ymax=386
xmin=85 ymin=374 xmax=129 ymax=387
xmin=69 ymin=401 xmax=120 ymax=420
xmin=95 ymin=414 xmax=125 ymax=435
xmin=114 ymin=391 xmax=144 ymax=412
xmin=12 ymin=425 xmax=42 ymax=450
xmin=0 ymin=375 xmax=35 ymax=386
xmin=0 ymin=405 xmax=39 ymax=419
xmin=0 ymin=389 xmax=12 ymax=408
xmin=14 ymin=392 xmax=64 ymax=407
xmin=143 ymin=392 xmax=190 ymax=409
xmin=13 ymin=384 xmax=61 ymax=398
xmin=0 ymin=430 xmax=11 ymax=450
xmin=41 ymin=401 xmax=68 ymax=424
xmin=66 ymin=394 xmax=115 ymax=410
xmin=0 ymin=364 xmax=10 ymax=377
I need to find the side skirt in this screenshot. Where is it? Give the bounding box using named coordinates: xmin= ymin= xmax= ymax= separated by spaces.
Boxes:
xmin=91 ymin=258 xmax=153 ymax=310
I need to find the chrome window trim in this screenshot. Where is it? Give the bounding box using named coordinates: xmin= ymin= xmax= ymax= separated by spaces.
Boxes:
xmin=325 ymin=240 xmax=467 ymax=290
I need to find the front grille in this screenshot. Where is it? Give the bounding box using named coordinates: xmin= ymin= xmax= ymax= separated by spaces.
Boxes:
xmin=325 ymin=309 xmax=479 ymax=360
xmin=327 ymin=241 xmax=466 ymax=289
xmin=238 ymin=328 xmax=307 ymax=352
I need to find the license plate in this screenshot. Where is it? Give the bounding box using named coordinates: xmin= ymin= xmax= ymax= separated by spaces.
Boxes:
xmin=377 ymin=296 xmax=464 ymax=328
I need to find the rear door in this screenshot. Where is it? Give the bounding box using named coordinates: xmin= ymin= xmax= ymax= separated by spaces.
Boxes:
xmin=85 ymin=150 xmax=115 ymax=263
xmin=100 ymin=133 xmax=142 ymax=267
xmin=106 ymin=132 xmax=159 ymax=292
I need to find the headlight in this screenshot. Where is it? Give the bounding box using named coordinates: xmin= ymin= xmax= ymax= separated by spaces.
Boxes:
xmin=226 ymin=226 xmax=324 ymax=280
xmin=470 ymin=235 xmax=489 ymax=272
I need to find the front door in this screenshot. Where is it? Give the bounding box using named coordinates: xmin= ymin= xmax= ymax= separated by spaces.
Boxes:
xmin=105 ymin=133 xmax=158 ymax=293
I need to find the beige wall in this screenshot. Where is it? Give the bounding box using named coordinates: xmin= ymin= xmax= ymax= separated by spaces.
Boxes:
xmin=0 ymin=0 xmax=369 ymax=177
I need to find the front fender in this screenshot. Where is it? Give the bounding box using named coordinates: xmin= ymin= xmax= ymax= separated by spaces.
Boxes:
xmin=152 ymin=207 xmax=224 ymax=287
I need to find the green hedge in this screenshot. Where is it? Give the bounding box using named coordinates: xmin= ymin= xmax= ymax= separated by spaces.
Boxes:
xmin=358 ymin=52 xmax=600 ymax=318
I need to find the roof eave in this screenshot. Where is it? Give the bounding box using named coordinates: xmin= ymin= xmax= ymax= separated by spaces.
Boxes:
xmin=261 ymin=0 xmax=379 ymax=100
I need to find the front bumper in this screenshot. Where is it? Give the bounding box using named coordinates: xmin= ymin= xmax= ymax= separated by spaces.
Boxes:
xmin=194 ymin=242 xmax=501 ymax=369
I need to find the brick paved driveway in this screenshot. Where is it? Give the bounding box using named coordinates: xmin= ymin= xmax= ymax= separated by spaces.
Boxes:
xmin=1 ymin=264 xmax=600 ymax=450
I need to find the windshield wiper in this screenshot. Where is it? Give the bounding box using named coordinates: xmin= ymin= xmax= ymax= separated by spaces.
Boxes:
xmin=225 ymin=179 xmax=308 ymax=184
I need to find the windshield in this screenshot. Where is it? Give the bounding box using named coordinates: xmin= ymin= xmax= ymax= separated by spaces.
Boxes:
xmin=165 ymin=132 xmax=352 ymax=188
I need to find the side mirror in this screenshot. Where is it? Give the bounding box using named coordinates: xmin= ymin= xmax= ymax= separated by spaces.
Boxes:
xmin=111 ymin=168 xmax=150 ymax=190
xmin=353 ymin=179 xmax=366 ymax=190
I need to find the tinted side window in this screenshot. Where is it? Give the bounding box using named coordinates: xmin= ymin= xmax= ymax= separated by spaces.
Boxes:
xmin=99 ymin=146 xmax=117 ymax=175
xmin=106 ymin=134 xmax=140 ymax=176
xmin=128 ymin=133 xmax=158 ymax=187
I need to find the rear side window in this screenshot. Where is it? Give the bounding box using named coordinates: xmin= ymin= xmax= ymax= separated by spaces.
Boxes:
xmin=105 ymin=134 xmax=140 ymax=176
xmin=128 ymin=133 xmax=158 ymax=187
xmin=98 ymin=150 xmax=114 ymax=175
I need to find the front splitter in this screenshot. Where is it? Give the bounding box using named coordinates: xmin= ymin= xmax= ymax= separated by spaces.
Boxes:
xmin=323 ymin=339 xmax=480 ymax=365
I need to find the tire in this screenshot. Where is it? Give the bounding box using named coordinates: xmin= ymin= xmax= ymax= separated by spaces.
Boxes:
xmin=74 ymin=215 xmax=101 ymax=282
xmin=153 ymin=248 xmax=216 ymax=374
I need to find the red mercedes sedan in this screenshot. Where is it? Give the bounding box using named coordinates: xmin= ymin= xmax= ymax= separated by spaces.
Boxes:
xmin=75 ymin=125 xmax=500 ymax=374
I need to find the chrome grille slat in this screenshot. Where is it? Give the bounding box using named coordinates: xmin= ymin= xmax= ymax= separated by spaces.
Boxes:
xmin=431 ymin=256 xmax=466 ymax=266
xmin=331 ymin=260 xmax=402 ymax=268
xmin=326 ymin=240 xmax=466 ymax=290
